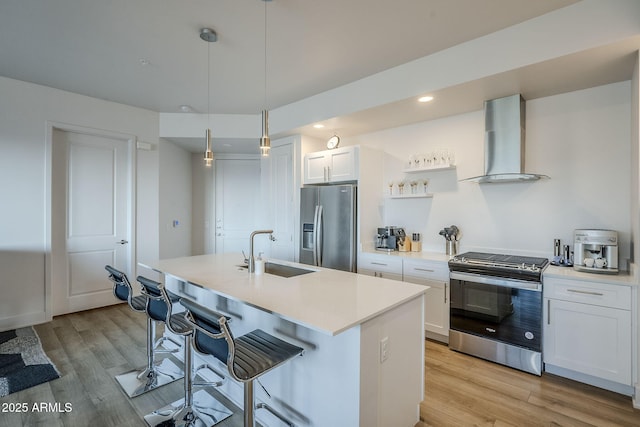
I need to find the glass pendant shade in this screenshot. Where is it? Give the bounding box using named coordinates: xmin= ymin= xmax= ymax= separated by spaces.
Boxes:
xmin=259 ymin=109 xmax=270 ymax=157
xmin=204 ymin=128 xmax=214 ymax=166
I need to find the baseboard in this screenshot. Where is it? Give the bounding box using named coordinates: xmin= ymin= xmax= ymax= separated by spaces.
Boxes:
xmin=425 ymin=330 xmax=448 ymax=344
xmin=0 ymin=310 xmax=50 ymax=332
xmin=544 ymin=364 xmax=634 ymax=396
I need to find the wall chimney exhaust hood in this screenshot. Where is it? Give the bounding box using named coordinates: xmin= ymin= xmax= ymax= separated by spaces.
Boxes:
xmin=461 ymin=94 xmax=548 ymax=183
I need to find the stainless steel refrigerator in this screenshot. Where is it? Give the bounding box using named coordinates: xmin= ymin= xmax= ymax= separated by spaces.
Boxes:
xmin=299 ymin=184 xmax=357 ymax=272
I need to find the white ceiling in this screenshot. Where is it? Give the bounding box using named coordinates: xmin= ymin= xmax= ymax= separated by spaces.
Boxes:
xmin=1 ymin=0 xmax=578 ymax=114
xmin=3 ymin=0 xmax=638 ymax=154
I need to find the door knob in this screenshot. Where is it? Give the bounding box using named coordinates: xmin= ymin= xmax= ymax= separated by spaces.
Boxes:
xmin=117 ymin=240 xmax=129 ymax=245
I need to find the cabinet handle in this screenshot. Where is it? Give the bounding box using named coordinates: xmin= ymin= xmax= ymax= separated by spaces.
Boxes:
xmin=547 ymin=299 xmax=551 ymax=325
xmin=371 ymin=262 xmax=388 ymax=266
xmin=444 ymin=283 xmax=447 ymax=304
xmin=567 ymin=289 xmax=604 ymax=296
xmin=414 ymin=268 xmax=435 ymax=273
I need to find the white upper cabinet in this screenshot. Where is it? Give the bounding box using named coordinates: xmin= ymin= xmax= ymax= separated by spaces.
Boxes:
xmin=303 ymin=146 xmax=359 ymax=184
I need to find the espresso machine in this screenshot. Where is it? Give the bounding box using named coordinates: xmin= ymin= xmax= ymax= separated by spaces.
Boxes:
xmin=573 ymin=229 xmax=618 ymax=274
xmin=376 ymin=226 xmax=405 ymax=251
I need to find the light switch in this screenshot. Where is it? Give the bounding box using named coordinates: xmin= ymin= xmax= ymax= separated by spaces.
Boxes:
xmin=380 ymin=337 xmax=389 ymax=363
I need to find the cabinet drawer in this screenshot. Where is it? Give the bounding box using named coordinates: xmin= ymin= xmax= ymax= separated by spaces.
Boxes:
xmin=358 ymin=253 xmax=402 ymax=275
xmin=544 ymin=277 xmax=631 ymax=310
xmin=403 ymin=259 xmax=449 ymax=281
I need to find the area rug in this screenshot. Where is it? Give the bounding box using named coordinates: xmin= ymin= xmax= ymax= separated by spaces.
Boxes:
xmin=0 ymin=326 xmax=60 ymax=397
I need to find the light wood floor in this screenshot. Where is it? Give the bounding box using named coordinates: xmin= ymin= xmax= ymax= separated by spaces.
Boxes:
xmin=0 ymin=303 xmax=243 ymax=427
xmin=2 ymin=304 xmax=640 ymax=426
xmin=420 ymin=339 xmax=640 ymax=427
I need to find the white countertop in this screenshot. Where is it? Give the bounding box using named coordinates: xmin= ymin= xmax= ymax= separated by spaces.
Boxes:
xmin=361 ymin=247 xmax=640 ymax=286
xmin=544 ymin=264 xmax=639 ymax=286
xmin=141 ymin=253 xmax=427 ymax=336
xmin=361 ymin=248 xmax=453 ymax=263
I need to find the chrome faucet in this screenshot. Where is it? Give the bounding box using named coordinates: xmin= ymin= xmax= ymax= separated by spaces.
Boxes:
xmin=248 ymin=230 xmax=274 ymax=273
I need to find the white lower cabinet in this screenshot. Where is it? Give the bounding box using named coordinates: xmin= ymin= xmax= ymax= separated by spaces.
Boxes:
xmin=358 ymin=252 xmax=403 ymax=280
xmin=543 ymin=276 xmax=633 ymax=395
xmin=403 ymin=259 xmax=449 ymax=343
xmin=358 ymin=253 xmax=451 ymax=343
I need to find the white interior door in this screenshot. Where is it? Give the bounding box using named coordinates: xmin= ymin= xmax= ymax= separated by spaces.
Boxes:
xmin=52 ymin=129 xmax=132 ymax=315
xmin=270 ymin=143 xmax=295 ymax=261
xmin=215 ymin=159 xmax=260 ymax=254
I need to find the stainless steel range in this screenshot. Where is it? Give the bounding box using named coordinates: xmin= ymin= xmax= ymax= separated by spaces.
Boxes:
xmin=448 ymin=251 xmax=548 ymax=375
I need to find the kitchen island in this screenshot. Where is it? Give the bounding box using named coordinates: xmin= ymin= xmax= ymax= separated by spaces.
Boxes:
xmin=141 ymin=253 xmax=426 ymax=427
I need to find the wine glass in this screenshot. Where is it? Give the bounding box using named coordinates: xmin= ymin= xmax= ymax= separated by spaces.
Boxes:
xmin=397 ymin=180 xmax=405 ymax=195
xmin=421 ymin=179 xmax=429 ymax=193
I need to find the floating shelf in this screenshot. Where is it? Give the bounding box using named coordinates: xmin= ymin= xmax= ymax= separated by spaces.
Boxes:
xmin=402 ymin=165 xmax=456 ymax=174
xmin=386 ymin=193 xmax=433 ymax=199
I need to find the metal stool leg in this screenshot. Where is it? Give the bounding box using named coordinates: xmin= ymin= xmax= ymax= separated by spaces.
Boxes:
xmin=244 ymin=381 xmax=296 ymax=427
xmin=144 ymin=334 xmax=233 ymax=427
xmin=244 ymin=380 xmax=255 ymax=427
xmin=115 ymin=317 xmax=184 ymax=398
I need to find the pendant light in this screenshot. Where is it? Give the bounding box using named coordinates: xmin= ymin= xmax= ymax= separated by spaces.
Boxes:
xmin=259 ymin=0 xmax=271 ymax=157
xmin=259 ymin=110 xmax=270 ymax=156
xmin=201 ymin=28 xmax=217 ymax=166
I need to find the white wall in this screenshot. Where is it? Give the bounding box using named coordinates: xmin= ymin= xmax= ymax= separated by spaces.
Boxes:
xmin=0 ymin=76 xmax=160 ymax=330
xmin=159 ymin=139 xmax=192 ymax=259
xmin=347 ymin=82 xmax=632 ymax=263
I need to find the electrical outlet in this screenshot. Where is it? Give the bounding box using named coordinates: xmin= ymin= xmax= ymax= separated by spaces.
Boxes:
xmin=380 ymin=337 xmax=389 ymax=363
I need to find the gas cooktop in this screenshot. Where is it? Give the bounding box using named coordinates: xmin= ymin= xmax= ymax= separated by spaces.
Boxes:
xmin=448 ymin=251 xmax=549 ymax=280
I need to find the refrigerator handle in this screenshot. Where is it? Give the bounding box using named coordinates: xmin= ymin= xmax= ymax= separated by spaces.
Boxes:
xmin=317 ymin=205 xmax=324 ymax=266
xmin=312 ymin=205 xmax=319 ymax=266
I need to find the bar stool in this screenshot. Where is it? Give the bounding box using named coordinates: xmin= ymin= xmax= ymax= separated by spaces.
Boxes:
xmin=106 ymin=265 xmax=146 ymax=313
xmin=105 ymin=265 xmax=183 ymax=398
xmin=140 ymin=278 xmax=232 ymax=427
xmin=181 ymin=298 xmax=304 ymax=427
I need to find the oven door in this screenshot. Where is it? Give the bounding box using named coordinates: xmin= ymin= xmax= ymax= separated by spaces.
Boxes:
xmin=449 ymin=271 xmax=542 ymax=352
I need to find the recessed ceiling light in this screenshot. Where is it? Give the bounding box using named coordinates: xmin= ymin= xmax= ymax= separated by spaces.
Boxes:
xmin=313 ymin=124 xmax=325 ymax=129
xmin=179 ymin=105 xmax=193 ymax=112
xmin=418 ymin=95 xmax=434 ymax=103
xmin=139 ymin=58 xmax=150 ymax=66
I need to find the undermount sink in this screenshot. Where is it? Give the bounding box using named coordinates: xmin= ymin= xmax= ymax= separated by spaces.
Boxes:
xmin=237 ymin=262 xmax=315 ymax=278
